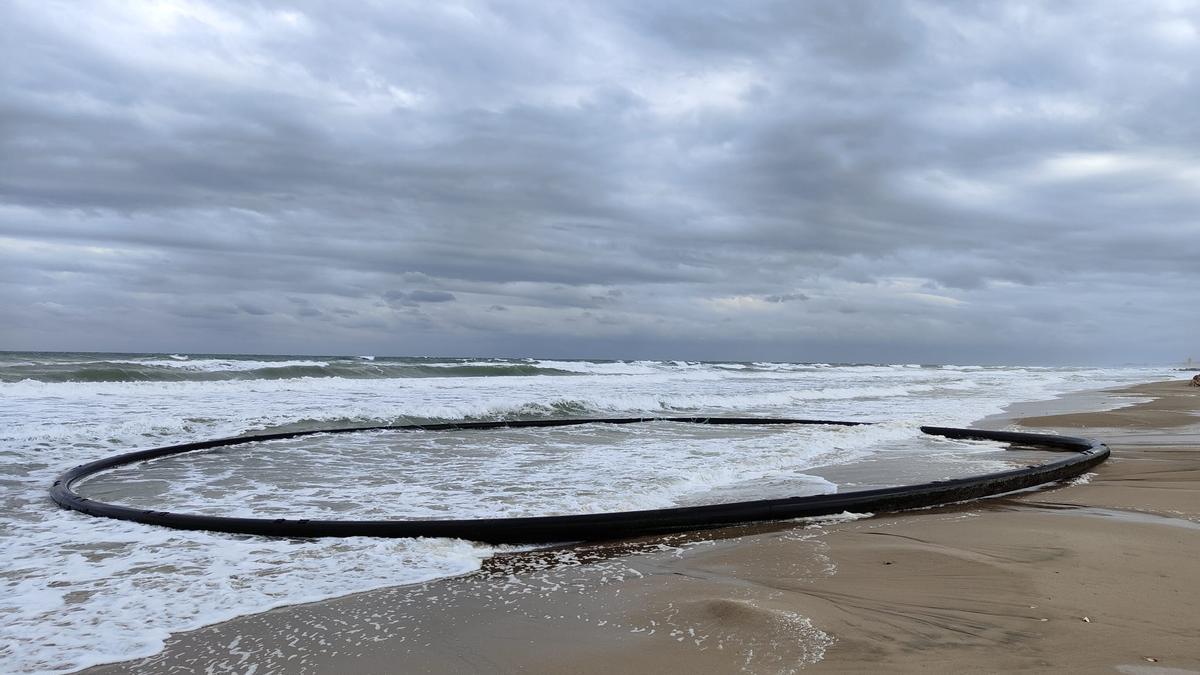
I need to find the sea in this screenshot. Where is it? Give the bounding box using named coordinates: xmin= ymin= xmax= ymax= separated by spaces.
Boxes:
xmin=0 ymin=351 xmax=1174 ymax=673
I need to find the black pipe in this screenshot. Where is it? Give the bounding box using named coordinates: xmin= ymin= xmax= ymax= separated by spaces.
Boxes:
xmin=49 ymin=417 xmax=1107 ymax=544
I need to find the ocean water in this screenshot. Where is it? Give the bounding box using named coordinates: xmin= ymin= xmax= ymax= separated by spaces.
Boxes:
xmin=0 ymin=352 xmax=1172 ymax=673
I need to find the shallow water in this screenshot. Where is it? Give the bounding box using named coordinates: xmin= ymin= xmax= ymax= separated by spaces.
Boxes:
xmin=76 ymin=422 xmax=1022 ymax=520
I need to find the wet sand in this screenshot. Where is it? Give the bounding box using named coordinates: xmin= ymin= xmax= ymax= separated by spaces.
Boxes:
xmin=86 ymin=380 xmax=1200 ymax=674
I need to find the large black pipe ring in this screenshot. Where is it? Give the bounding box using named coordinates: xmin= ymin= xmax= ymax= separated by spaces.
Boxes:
xmin=50 ymin=417 xmax=1107 ymax=544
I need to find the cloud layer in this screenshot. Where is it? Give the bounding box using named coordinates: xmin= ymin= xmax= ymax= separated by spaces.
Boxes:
xmin=2 ymin=1 xmax=1197 ymax=363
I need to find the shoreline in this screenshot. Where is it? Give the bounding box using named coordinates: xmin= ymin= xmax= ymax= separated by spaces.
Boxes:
xmin=84 ymin=379 xmax=1200 ymax=674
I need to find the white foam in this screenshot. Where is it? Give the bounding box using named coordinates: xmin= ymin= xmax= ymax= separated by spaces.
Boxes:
xmin=529 ymin=359 xmax=666 ymax=375
xmin=1068 ymin=472 xmax=1098 ymax=486
xmin=106 ymin=358 xmax=331 ymax=371
xmin=82 ymin=422 xmax=913 ymax=521
xmin=799 ymin=511 xmax=874 ymax=527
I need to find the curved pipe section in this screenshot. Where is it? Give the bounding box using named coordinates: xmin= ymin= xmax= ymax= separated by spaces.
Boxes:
xmin=50 ymin=417 xmax=1108 ymax=544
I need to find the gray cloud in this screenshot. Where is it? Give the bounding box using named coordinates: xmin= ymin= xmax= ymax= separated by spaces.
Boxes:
xmin=1 ymin=1 xmax=1197 ymax=363
xmin=238 ymin=303 xmax=271 ymax=316
xmin=764 ymin=293 xmax=809 ymax=304
xmin=386 ymin=290 xmax=457 ymax=305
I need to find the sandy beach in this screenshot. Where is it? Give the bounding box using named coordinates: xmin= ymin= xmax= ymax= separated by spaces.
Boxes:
xmin=86 ymin=379 xmax=1200 ymax=674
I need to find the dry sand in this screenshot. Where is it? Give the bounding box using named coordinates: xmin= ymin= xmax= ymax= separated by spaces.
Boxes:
xmin=87 ymin=380 xmax=1200 ymax=674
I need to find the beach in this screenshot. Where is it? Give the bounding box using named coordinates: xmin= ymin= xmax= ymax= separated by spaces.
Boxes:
xmin=11 ymin=355 xmax=1175 ymax=674
xmin=82 ymin=378 xmax=1200 ymax=674
xmin=10 ymin=1 xmax=1197 ymax=672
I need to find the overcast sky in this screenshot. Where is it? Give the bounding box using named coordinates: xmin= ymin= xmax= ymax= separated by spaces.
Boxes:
xmin=2 ymin=1 xmax=1197 ymax=364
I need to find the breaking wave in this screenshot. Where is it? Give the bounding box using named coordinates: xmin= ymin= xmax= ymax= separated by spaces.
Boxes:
xmin=0 ymin=356 xmax=594 ymax=383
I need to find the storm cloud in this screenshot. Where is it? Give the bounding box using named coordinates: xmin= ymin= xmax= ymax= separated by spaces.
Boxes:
xmin=1 ymin=1 xmax=1197 ymax=364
